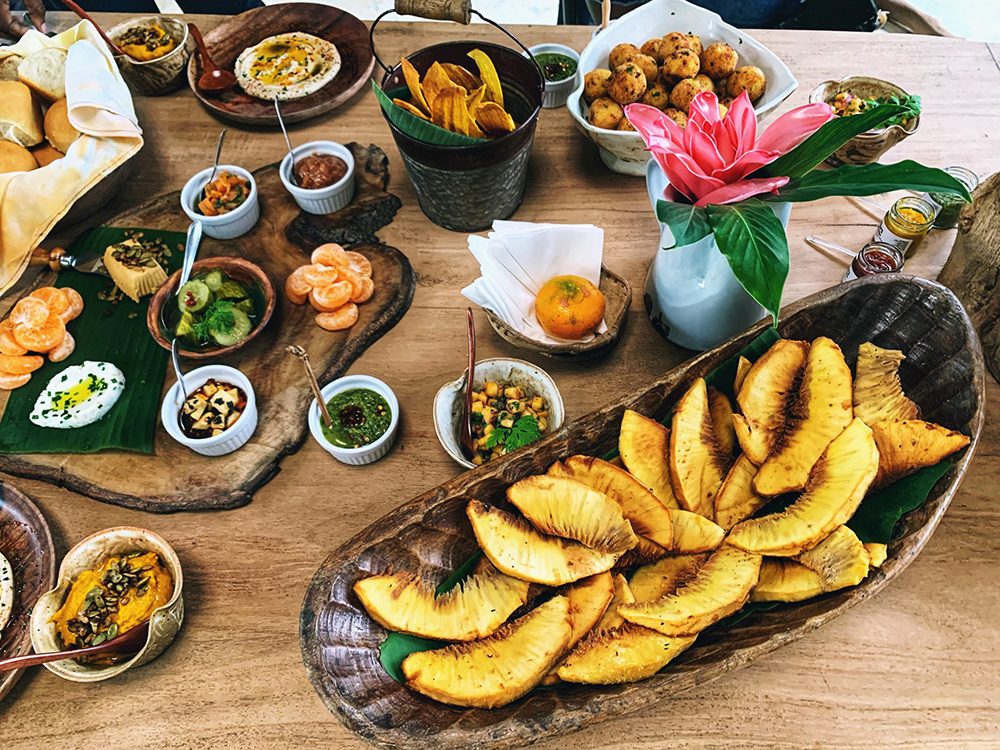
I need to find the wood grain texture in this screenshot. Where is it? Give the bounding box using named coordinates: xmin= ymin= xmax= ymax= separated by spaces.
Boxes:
xmin=1 ymin=14 xmax=999 ymax=750
xmin=186 ymin=4 xmax=375 ymax=126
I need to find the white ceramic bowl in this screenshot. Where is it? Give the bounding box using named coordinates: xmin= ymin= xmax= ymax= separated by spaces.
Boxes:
xmin=280 ymin=141 xmax=356 ymax=215
xmin=160 ymin=364 xmax=258 ymax=456
xmin=433 ymin=358 xmax=565 ymax=470
xmin=567 ymin=0 xmax=798 ymax=175
xmin=30 ymin=526 xmax=184 ymax=683
xmin=180 ymin=164 xmax=260 ymax=239
xmin=526 ymin=43 xmax=580 ymax=109
xmin=308 ymin=374 xmax=399 ymax=465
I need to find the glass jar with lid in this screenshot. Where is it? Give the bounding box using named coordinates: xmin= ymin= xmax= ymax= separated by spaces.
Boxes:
xmin=924 ymin=166 xmax=978 ymax=229
xmin=843 ymin=241 xmax=905 ymax=282
xmin=872 ymin=196 xmax=936 ymax=256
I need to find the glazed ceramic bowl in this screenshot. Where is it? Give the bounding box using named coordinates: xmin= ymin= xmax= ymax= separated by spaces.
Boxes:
xmin=180 ymin=164 xmax=260 ymax=239
xmin=280 ymin=140 xmax=356 ymax=215
xmin=30 ymin=527 xmax=184 ymax=683
xmin=161 ymin=364 xmax=258 ymax=456
xmin=108 ymin=16 xmax=194 ymax=96
xmin=567 ymin=0 xmax=797 ymax=175
xmin=809 ymin=76 xmax=920 ymax=166
xmin=526 ymin=43 xmax=580 ymax=109
xmin=433 ymin=358 xmax=565 ymax=470
xmin=308 ymin=375 xmax=400 ymax=466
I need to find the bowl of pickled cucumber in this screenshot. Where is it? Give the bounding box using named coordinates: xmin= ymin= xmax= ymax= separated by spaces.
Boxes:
xmin=147 ymin=257 xmax=276 ymax=359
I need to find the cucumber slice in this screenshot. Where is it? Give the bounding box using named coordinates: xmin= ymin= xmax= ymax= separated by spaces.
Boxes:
xmin=202 ymin=270 xmax=224 ymax=292
xmin=216 ymin=280 xmax=249 ymax=300
xmin=175 ymin=311 xmax=197 ymax=338
xmin=178 ymin=280 xmax=211 ymax=313
xmin=234 ymin=298 xmax=254 ymax=314
xmin=211 ymin=307 xmax=252 ymax=347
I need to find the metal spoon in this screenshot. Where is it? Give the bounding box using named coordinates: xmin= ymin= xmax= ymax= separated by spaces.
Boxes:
xmin=0 ymin=620 xmax=149 ymax=673
xmin=171 ymin=338 xmax=188 ymax=411
xmin=274 ymin=98 xmax=298 ymax=186
xmin=287 ymin=345 xmax=333 ymax=429
xmin=188 ymin=23 xmax=237 ymax=93
xmin=168 ymin=221 xmax=203 ymax=403
xmin=207 ymin=128 xmax=227 ymax=190
xmin=459 ymin=308 xmax=477 ymax=460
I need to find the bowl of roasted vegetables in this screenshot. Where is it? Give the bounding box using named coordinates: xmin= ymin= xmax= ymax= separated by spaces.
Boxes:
xmin=180 ymin=164 xmax=260 ymax=239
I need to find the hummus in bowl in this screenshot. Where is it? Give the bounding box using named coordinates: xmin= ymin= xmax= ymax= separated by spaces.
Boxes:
xmin=235 ymin=32 xmax=341 ymax=101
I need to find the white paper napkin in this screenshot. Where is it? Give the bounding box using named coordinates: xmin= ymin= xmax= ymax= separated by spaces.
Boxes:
xmin=462 ymin=221 xmax=607 ymax=345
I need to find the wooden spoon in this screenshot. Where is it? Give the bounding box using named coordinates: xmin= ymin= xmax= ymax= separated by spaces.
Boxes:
xmin=188 ymin=23 xmax=237 ymax=94
xmin=459 ymin=308 xmax=477 ymax=460
xmin=0 ymin=620 xmax=149 ymax=673
xmin=59 ymin=0 xmax=126 ymax=56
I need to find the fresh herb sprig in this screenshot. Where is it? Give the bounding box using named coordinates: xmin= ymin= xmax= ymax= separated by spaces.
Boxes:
xmin=865 ymin=94 xmax=921 ymax=127
xmin=191 ymin=300 xmax=236 ymax=343
xmin=485 ymin=414 xmax=543 ymax=453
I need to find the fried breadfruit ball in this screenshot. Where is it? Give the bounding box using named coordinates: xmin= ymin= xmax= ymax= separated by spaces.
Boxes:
xmin=694 ymin=73 xmax=715 ymax=93
xmin=659 ymin=48 xmax=699 ymax=84
xmin=684 ymin=33 xmax=703 ymax=56
xmin=588 ymin=97 xmax=624 ymax=129
xmin=664 ymin=107 xmax=688 ymax=128
xmin=608 ymin=61 xmax=647 ymax=105
xmin=727 ymin=65 xmax=767 ymax=101
xmin=583 ymin=68 xmax=613 ymax=103
xmin=669 ymin=77 xmax=709 ymax=113
xmin=609 ymin=42 xmax=641 ymax=70
xmin=640 ymin=37 xmax=668 ymax=64
xmin=642 ymin=82 xmax=671 ymax=111
xmin=630 ymin=53 xmax=658 ymax=84
xmin=700 ymin=42 xmax=738 ymax=80
xmin=616 ymin=117 xmax=636 ymax=131
xmin=661 ymin=31 xmax=695 ymax=57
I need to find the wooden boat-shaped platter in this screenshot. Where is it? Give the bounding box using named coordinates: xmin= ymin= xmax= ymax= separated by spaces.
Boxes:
xmin=300 ymin=275 xmax=985 ymax=750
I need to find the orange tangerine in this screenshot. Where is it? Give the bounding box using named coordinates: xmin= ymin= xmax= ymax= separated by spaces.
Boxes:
xmin=60 ymin=287 xmax=84 ymax=321
xmin=285 ymin=273 xmax=309 ymax=305
xmin=13 ymin=313 xmax=65 ymax=353
xmin=344 ymin=251 xmax=372 ymax=279
xmin=352 ymin=276 xmax=375 ymax=304
xmin=301 ymin=264 xmax=339 ymax=288
xmin=10 ymin=297 xmax=49 ymax=328
xmin=311 ymin=243 xmax=349 ymax=269
xmin=316 ymin=303 xmax=359 ymax=331
xmin=29 ymin=287 xmax=69 ymax=318
xmin=0 ymin=353 xmax=43 ymax=375
xmin=338 ymin=266 xmax=364 ymax=300
xmin=534 ymin=274 xmax=605 ymax=340
xmin=0 ymin=371 xmax=31 ymax=390
xmin=48 ymin=331 xmax=75 ymax=362
xmin=0 ymin=320 xmax=27 ymax=356
xmin=309 ymin=281 xmax=353 ymax=312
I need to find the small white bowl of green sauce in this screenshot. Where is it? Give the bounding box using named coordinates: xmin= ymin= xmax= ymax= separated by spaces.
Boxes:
xmin=308 ymin=374 xmax=399 ymax=465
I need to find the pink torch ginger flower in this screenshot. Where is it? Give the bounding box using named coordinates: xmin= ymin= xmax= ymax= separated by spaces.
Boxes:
xmin=625 ymin=91 xmax=834 ymax=207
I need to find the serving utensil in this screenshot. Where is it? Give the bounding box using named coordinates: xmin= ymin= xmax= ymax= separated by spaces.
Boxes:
xmin=0 ymin=620 xmax=148 ymax=673
xmin=28 ymin=246 xmax=107 ymax=276
xmin=188 ymin=22 xmax=236 ymax=93
xmin=274 ymin=98 xmax=298 ymax=186
xmin=805 ymin=235 xmax=855 ymax=263
xmin=205 ymin=128 xmax=228 ymax=192
xmin=458 ymin=308 xmax=477 ymax=460
xmin=170 ymin=337 xmax=188 ymax=407
xmin=287 ymin=345 xmax=333 ymax=429
xmin=59 ymin=0 xmax=125 ymax=56
xmin=169 ymin=221 xmax=201 ymax=412
xmin=600 ymin=0 xmax=611 ymax=29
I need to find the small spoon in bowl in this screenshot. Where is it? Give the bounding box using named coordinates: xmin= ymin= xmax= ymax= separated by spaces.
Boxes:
xmin=287 ymin=345 xmax=333 ymax=429
xmin=274 ymin=98 xmax=298 ymax=186
xmin=0 ymin=620 xmax=149 ymax=673
xmin=188 ymin=23 xmax=236 ymax=94
xmin=459 ymin=308 xmax=477 ymax=461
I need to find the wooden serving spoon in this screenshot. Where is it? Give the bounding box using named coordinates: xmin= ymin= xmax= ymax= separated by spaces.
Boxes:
xmin=0 ymin=620 xmax=149 ymax=673
xmin=59 ymin=0 xmax=126 ymax=56
xmin=459 ymin=308 xmax=477 ymax=460
xmin=188 ymin=23 xmax=237 ymax=94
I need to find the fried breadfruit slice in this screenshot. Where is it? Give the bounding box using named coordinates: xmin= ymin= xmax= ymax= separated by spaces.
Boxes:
xmin=467 ymin=501 xmax=621 ymax=585
xmin=733 ymin=355 xmax=752 ymax=395
xmin=353 ymin=560 xmax=530 ymax=641
xmin=402 ymin=595 xmax=572 ymax=708
xmin=507 ymin=474 xmax=638 ymax=554
xmin=620 ymin=409 xmax=678 ymax=508
xmin=671 ymin=508 xmax=725 ymax=553
xmin=618 ymin=545 xmax=762 ymax=636
xmin=542 ymin=572 xmax=616 ymax=684
xmin=733 ymin=339 xmax=809 ymax=465
xmin=714 ymin=454 xmax=769 ymax=531
xmin=709 ymin=386 xmax=738 ymax=459
xmin=556 ymin=623 xmax=696 ymax=685
xmin=670 ymin=378 xmax=730 ymax=519
xmin=871 ymin=419 xmax=970 ymax=487
xmin=596 ymin=573 xmax=635 ymax=631
xmin=853 ymin=342 xmax=920 ymax=426
xmin=549 ymin=455 xmax=674 ymax=548
xmin=750 ymin=559 xmax=825 ymax=603
xmin=754 ymin=337 xmax=854 ymax=496
xmin=729 ymin=418 xmax=878 ymax=557
xmin=628 ymin=553 xmax=708 ymax=603
xmin=795 ymin=525 xmax=869 ymax=592
xmin=615 ymin=535 xmax=669 ymax=569
xmin=864 ymin=542 xmax=888 ymax=569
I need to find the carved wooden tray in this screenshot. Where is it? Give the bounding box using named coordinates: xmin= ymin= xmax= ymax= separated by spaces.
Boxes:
xmin=300 ymin=276 xmax=984 ymax=750
xmin=0 ymin=144 xmax=412 ymax=512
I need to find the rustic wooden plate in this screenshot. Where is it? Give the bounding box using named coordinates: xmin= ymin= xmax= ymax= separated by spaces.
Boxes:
xmin=300 ymin=275 xmax=985 ymax=750
xmin=0 ymin=481 xmax=56 ymax=701
xmin=0 ymin=144 xmax=411 ymax=512
xmin=186 ymin=3 xmax=374 ymax=126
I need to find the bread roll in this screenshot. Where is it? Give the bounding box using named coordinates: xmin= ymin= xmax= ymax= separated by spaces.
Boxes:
xmin=31 ymin=142 xmax=63 ymax=167
xmin=0 ymin=55 xmax=23 ymax=82
xmin=0 ymin=81 xmax=43 ymax=147
xmin=44 ymin=99 xmax=79 ymax=153
xmin=18 ymin=48 xmax=67 ymax=101
xmin=0 ymin=141 xmax=38 ymax=173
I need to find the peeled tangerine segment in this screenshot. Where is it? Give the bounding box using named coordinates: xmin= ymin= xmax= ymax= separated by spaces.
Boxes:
xmin=309 ymin=280 xmax=353 ymax=312
xmin=852 ymin=342 xmax=920 ymax=426
xmin=619 ymin=545 xmax=762 ymax=636
xmin=670 ymin=508 xmax=725 ymax=553
xmin=10 ymin=297 xmax=49 ymax=328
xmin=507 ymin=475 xmax=637 ymax=554
xmin=734 ymin=339 xmax=809 ymax=465
xmin=729 ymin=418 xmax=879 ymax=557
xmin=60 ymin=287 xmax=84 ymax=322
xmin=0 ymin=321 xmax=27 ymax=356
xmin=556 ymin=623 xmax=696 ymax=685
xmin=548 ymin=455 xmax=674 ymax=548
xmin=0 ymin=371 xmax=31 ymax=390
xmin=344 ymin=251 xmax=373 ymax=279
xmin=352 ymin=561 xmax=530 ymax=641
xmin=871 ymin=419 xmax=970 ymax=487
xmin=47 ymin=332 xmax=75 ymax=363
xmin=595 ymin=573 xmax=635 ymax=631
xmin=315 ymin=303 xmax=359 ymax=332
xmin=619 ymin=409 xmax=678 ymax=509
xmin=750 ymin=559 xmax=825 ymax=603
xmin=13 ymin=314 xmax=66 ymax=353
xmin=402 ymin=595 xmax=572 ymax=708
xmin=0 ymin=353 xmax=43 ymax=375
xmin=670 ymin=378 xmax=730 ymax=519
xmin=753 ymin=337 xmax=854 ymax=496
xmin=628 ymin=553 xmax=708 ymax=604
xmin=795 ymin=525 xmax=870 ymax=592
xmin=28 ymin=287 xmax=69 ymax=319
xmin=714 ymin=454 xmax=769 ymax=531
xmin=311 ymin=243 xmax=349 ymax=269
xmin=467 ymin=500 xmax=622 ymax=586
xmin=542 ymin=572 xmax=615 ymax=685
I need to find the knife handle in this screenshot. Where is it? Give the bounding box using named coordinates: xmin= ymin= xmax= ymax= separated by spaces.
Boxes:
xmin=29 ymin=246 xmax=68 ymax=272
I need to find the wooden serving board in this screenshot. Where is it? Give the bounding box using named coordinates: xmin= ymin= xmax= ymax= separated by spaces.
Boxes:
xmin=0 ymin=144 xmax=412 ymax=512
xmin=300 ymin=276 xmax=985 ymax=750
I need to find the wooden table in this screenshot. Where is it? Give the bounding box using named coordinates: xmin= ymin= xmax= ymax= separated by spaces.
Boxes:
xmin=3 ymin=13 xmax=1000 ymax=749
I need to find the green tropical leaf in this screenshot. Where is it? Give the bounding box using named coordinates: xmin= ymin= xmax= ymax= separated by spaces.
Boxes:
xmin=371 ymin=81 xmax=484 ymax=147
xmin=655 ymin=200 xmax=712 ymax=248
xmin=768 ymin=161 xmax=972 ymax=204
xmin=706 ymin=199 xmax=789 ymax=324
xmin=847 ymin=461 xmax=952 ymax=543
xmin=757 ymin=103 xmax=909 ymax=179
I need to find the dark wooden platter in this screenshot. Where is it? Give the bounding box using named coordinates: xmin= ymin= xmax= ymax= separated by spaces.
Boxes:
xmin=0 ymin=481 xmax=56 ymax=702
xmin=187 ymin=3 xmax=375 ymax=126
xmin=0 ymin=144 xmax=412 ymax=512
xmin=300 ymin=275 xmax=985 ymax=750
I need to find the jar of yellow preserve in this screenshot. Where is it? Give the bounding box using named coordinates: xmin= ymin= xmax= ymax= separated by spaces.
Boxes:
xmin=872 ymin=197 xmax=936 ymax=256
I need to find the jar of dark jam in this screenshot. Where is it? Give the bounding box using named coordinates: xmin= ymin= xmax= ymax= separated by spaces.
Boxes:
xmin=843 ymin=241 xmax=904 ymax=282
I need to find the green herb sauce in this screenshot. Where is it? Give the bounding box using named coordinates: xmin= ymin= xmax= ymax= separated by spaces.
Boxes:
xmin=321 ymin=388 xmax=391 ymax=449
xmin=533 ymin=53 xmax=577 ymax=82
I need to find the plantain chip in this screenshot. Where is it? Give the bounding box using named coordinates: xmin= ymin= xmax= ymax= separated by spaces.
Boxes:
xmin=423 ymin=61 xmax=464 ymax=110
xmin=871 ymin=419 xmax=970 ymax=487
xmin=392 ymin=97 xmax=430 ymax=121
xmin=467 ymin=84 xmax=487 ymax=111
xmin=430 ymin=85 xmax=484 ymax=138
xmin=468 ymin=48 xmax=504 ymax=107
xmin=474 ymin=101 xmax=516 ymax=136
xmin=441 ymin=62 xmax=482 ymax=91
xmin=400 ymin=57 xmax=430 ymax=115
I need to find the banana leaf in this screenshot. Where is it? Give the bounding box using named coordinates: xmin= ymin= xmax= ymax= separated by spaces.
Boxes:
xmin=0 ymin=227 xmax=183 ymax=454
xmin=372 ymin=81 xmax=485 ymax=148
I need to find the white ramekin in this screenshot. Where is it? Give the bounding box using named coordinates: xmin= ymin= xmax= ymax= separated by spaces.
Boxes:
xmin=160 ymin=364 xmax=258 ymax=456
xmin=180 ymin=164 xmax=260 ymax=240
xmin=308 ymin=374 xmax=398 ymax=465
xmin=527 ymin=43 xmax=580 ymax=109
xmin=280 ymin=141 xmax=356 ymax=215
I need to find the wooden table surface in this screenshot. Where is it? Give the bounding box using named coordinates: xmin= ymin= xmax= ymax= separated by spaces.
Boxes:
xmin=3 ymin=13 xmax=1000 ymax=749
